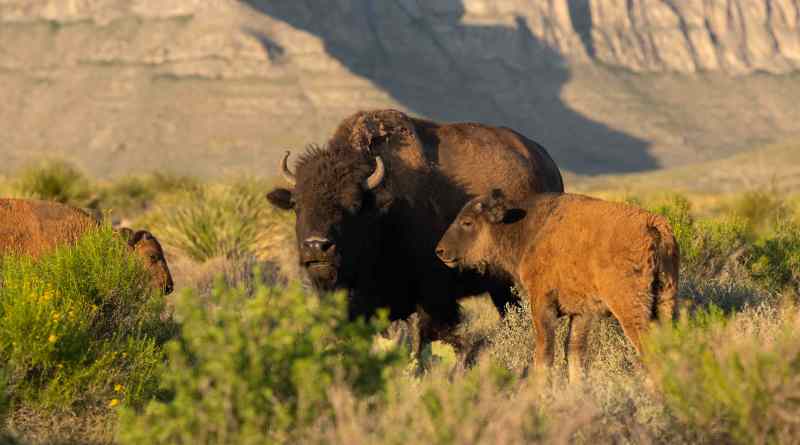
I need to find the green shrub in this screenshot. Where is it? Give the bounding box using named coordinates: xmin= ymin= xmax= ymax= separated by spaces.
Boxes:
xmin=649 ymin=194 xmax=749 ymax=279
xmin=16 ymin=160 xmax=92 ymax=206
xmin=140 ymin=181 xmax=280 ymax=262
xmin=118 ymin=277 xmax=404 ymax=444
xmin=644 ymin=302 xmax=800 ymax=444
xmin=99 ymin=173 xmax=200 ymax=219
xmin=747 ymin=220 xmax=800 ymax=292
xmin=730 ymin=187 xmax=790 ymax=238
xmin=0 ymin=226 xmax=175 ymax=410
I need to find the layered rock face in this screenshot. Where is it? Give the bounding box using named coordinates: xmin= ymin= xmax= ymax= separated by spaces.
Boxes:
xmin=1 ymin=0 xmax=799 ymax=177
xmin=580 ymin=0 xmax=800 ymax=74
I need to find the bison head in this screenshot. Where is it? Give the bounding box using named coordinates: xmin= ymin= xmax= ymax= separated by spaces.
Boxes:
xmin=119 ymin=228 xmax=175 ymax=295
xmin=266 ymin=146 xmax=394 ymax=291
xmin=436 ymin=189 xmax=525 ymax=272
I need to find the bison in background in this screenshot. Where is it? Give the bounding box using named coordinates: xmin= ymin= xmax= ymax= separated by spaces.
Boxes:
xmin=0 ymin=199 xmax=174 ymax=295
xmin=266 ymin=109 xmax=564 ymax=355
xmin=436 ymin=190 xmax=679 ymax=381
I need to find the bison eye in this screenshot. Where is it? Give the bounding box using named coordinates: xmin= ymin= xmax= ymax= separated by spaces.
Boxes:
xmin=150 ymin=254 xmax=160 ymax=263
xmin=460 ymin=218 xmax=473 ymax=228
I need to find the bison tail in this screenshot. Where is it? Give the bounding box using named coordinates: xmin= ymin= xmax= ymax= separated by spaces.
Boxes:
xmin=649 ymin=215 xmax=680 ymax=323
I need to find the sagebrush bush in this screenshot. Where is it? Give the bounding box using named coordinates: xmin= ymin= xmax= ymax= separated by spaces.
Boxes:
xmin=99 ymin=173 xmax=200 ymax=219
xmin=118 ymin=277 xmax=404 ymax=445
xmin=309 ymin=361 xmax=545 ymax=445
xmin=747 ymin=220 xmax=800 ymax=293
xmin=0 ymin=226 xmax=175 ymax=411
xmin=16 ymin=160 xmax=92 ymax=206
xmin=139 ymin=180 xmax=288 ymax=262
xmin=730 ymin=187 xmax=790 ymax=237
xmin=644 ymin=301 xmax=800 ymax=444
xmin=649 ymin=194 xmax=749 ymax=279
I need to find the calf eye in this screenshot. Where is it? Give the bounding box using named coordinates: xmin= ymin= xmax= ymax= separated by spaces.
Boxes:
xmin=150 ymin=254 xmax=160 ymax=263
xmin=460 ymin=219 xmax=473 ymax=228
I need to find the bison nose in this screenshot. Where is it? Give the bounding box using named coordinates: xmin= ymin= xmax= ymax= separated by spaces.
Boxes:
xmin=435 ymin=246 xmax=446 ymax=258
xmin=304 ymin=237 xmax=334 ymax=253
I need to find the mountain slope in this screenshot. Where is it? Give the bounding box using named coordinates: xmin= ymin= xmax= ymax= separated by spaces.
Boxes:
xmin=1 ymin=0 xmax=799 ymax=178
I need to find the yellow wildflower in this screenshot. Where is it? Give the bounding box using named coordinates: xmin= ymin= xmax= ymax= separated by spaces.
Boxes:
xmin=48 ymin=334 xmax=58 ymax=343
xmin=108 ymin=398 xmax=120 ymax=408
xmin=114 ymin=384 xmax=124 ymax=393
xmin=51 ymin=312 xmax=61 ymax=322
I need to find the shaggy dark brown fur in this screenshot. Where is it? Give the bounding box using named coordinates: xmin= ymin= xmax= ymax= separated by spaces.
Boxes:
xmin=267 ymin=109 xmax=564 ymax=354
xmin=437 ymin=191 xmax=679 ymax=380
xmin=0 ymin=199 xmax=174 ymax=294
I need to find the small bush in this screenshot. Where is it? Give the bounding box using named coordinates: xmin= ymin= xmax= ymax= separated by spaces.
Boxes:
xmin=644 ymin=302 xmax=800 ymax=444
xmin=309 ymin=361 xmax=543 ymax=445
xmin=118 ymin=277 xmax=404 ymax=444
xmin=16 ymin=160 xmax=92 ymax=206
xmin=649 ymin=194 xmax=749 ymax=279
xmin=99 ymin=173 xmax=200 ymax=219
xmin=140 ymin=181 xmax=282 ymax=262
xmin=730 ymin=187 xmax=790 ymax=237
xmin=747 ymin=220 xmax=800 ymax=292
xmin=0 ymin=226 xmax=175 ymax=411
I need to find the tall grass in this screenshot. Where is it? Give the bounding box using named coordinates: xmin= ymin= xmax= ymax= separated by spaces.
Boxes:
xmin=138 ymin=180 xmax=290 ymax=263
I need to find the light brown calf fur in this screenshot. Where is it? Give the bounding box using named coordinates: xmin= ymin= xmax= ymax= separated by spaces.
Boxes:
xmin=0 ymin=199 xmax=173 ymax=294
xmin=436 ymin=190 xmax=679 ymax=381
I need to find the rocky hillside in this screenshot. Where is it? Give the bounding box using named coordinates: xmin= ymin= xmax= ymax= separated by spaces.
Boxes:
xmin=1 ymin=0 xmax=799 ymax=178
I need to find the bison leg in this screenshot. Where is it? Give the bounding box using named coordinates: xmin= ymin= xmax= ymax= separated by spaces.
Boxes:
xmin=607 ymin=293 xmax=652 ymax=356
xmin=565 ymin=314 xmax=594 ymax=383
xmin=532 ymin=291 xmax=559 ymax=379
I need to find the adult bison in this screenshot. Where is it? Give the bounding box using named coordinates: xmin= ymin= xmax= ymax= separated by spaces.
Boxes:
xmin=266 ymin=109 xmax=563 ymax=351
xmin=0 ymin=199 xmax=174 ymax=295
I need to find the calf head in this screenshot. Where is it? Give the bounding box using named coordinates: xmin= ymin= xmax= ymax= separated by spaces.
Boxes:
xmin=266 ymin=147 xmax=394 ymax=291
xmin=436 ymin=189 xmax=525 ymax=271
xmin=118 ymin=228 xmax=174 ymax=295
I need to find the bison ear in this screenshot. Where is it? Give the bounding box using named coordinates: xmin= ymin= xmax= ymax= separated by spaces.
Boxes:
xmin=502 ymin=208 xmax=527 ymax=224
xmin=484 ymin=190 xmax=525 ymax=224
xmin=128 ymin=230 xmax=151 ymax=247
xmin=266 ymin=188 xmax=294 ymax=210
xmin=117 ymin=227 xmax=135 ymax=243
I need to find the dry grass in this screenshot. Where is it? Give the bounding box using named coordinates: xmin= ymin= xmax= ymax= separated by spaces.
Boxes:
xmin=2 ymin=169 xmax=800 ymax=444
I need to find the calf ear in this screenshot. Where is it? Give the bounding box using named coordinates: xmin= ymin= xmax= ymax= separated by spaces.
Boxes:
xmin=266 ymin=188 xmax=294 ymax=210
xmin=117 ymin=227 xmax=135 ymax=243
xmin=502 ymin=208 xmax=527 ymax=224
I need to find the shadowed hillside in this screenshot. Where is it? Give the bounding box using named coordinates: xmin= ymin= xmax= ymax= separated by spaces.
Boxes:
xmin=0 ymin=0 xmax=799 ymax=178
xmin=242 ymin=0 xmax=655 ymax=174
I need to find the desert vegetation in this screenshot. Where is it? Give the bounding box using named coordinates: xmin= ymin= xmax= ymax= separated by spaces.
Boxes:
xmin=0 ymin=160 xmax=798 ymax=444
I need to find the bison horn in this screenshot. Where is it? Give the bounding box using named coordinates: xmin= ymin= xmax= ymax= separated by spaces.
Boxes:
xmin=280 ymin=151 xmax=296 ymax=186
xmin=363 ymin=156 xmax=385 ymax=190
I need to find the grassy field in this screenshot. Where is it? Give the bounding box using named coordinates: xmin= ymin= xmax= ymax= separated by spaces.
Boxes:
xmin=0 ymin=160 xmax=798 ymax=444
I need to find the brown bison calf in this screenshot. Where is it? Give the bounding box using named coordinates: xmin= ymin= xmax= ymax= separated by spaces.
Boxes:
xmin=0 ymin=199 xmax=174 ymax=294
xmin=436 ymin=190 xmax=678 ymax=381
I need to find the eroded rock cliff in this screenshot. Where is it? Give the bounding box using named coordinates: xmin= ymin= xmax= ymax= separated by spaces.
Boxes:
xmin=1 ymin=0 xmax=798 ymax=177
